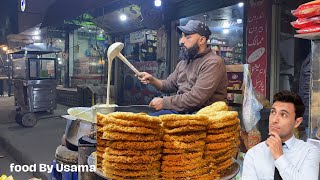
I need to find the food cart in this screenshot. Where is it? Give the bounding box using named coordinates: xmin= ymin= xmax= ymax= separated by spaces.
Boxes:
xmin=8 ymin=43 xmax=62 ymax=127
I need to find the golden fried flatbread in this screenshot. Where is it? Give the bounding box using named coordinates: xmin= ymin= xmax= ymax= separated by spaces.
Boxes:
xmin=105 ymin=147 xmax=161 ymax=156
xmin=102 ymin=154 xmax=161 ymax=164
xmin=103 ymin=161 xmax=160 ymax=171
xmin=207 ymin=118 xmax=240 ymax=129
xmin=208 ymin=111 xmax=238 ymax=122
xmin=204 ymin=149 xmax=235 ymax=164
xmin=163 ymin=119 xmax=209 ymax=128
xmin=161 ymin=161 xmax=207 ymax=172
xmin=101 ymin=116 xmax=161 ymax=129
xmin=103 ymin=171 xmax=159 ymax=180
xmin=205 ymin=141 xmax=233 ymax=150
xmin=103 ymin=167 xmax=159 ymax=177
xmin=163 ymin=132 xmax=206 ymax=143
xmin=97 ymin=138 xmax=109 ymax=147
xmin=164 ymin=125 xmax=206 ymax=134
xmin=97 ymin=125 xmax=104 ymax=132
xmin=196 ymin=101 xmax=229 ymax=115
xmin=207 ymin=124 xmax=240 ymax=134
xmin=97 ymin=146 xmax=106 ymax=152
xmin=160 ymin=114 xmax=208 ymax=122
xmin=108 ymin=112 xmax=161 ymax=124
xmin=102 ymin=131 xmax=161 ymax=141
xmin=161 ymin=166 xmax=208 ymax=178
xmin=162 ymin=152 xmax=203 ymax=161
xmin=216 ymin=158 xmax=233 ymax=173
xmin=102 ymin=124 xmax=161 ymax=134
xmin=204 ymin=146 xmax=234 ymax=156
xmin=205 ymin=132 xmax=238 ymax=143
xmin=162 ymin=147 xmax=204 ymax=154
xmin=107 ymin=141 xmax=163 ymax=150
xmin=161 ymin=156 xmax=203 ymax=166
xmin=164 ymin=141 xmax=205 ymax=149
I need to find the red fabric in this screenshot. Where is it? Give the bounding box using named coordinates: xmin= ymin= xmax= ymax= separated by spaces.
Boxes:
xmin=296 ymin=25 xmax=320 ymax=34
xmin=291 ymin=16 xmax=320 ymax=29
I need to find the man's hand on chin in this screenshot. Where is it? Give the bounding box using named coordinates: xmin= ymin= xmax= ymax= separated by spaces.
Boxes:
xmin=149 ymin=97 xmax=164 ymax=111
xmin=265 ymin=132 xmax=284 ymax=160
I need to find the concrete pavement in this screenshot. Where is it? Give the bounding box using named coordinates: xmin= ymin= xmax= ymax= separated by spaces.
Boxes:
xmin=0 ymin=95 xmax=70 ymax=180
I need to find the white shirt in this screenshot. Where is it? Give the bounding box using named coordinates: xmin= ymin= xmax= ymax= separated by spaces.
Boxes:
xmin=242 ymin=135 xmax=320 ymax=180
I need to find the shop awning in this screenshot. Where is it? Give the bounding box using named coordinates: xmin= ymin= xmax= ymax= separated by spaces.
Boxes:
xmin=40 ymin=0 xmax=119 ymax=29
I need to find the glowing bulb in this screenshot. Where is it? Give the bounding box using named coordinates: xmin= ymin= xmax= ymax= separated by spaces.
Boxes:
xmin=2 ymin=46 xmax=8 ymax=51
xmin=154 ymin=0 xmax=161 ymax=7
xmin=120 ymin=14 xmax=127 ymax=21
xmin=238 ymin=2 xmax=244 ymax=7
xmin=223 ymin=29 xmax=230 ymax=34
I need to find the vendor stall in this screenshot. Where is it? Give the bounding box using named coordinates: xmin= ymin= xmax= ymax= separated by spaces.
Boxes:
xmin=8 ymin=43 xmax=62 ymax=127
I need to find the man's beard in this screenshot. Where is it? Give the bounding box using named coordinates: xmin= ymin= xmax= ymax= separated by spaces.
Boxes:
xmin=179 ymin=44 xmax=200 ymax=63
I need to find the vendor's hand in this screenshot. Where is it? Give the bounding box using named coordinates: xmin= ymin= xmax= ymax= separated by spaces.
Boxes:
xmin=149 ymin=97 xmax=163 ymax=111
xmin=265 ymin=132 xmax=283 ymax=160
xmin=136 ymin=72 xmax=154 ymax=85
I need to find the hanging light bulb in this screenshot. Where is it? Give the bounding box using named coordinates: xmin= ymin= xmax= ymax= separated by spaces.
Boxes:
xmin=120 ymin=14 xmax=127 ymax=21
xmin=154 ymin=0 xmax=162 ymax=7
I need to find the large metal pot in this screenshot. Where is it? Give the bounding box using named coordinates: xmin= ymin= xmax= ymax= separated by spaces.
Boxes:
xmin=63 ymin=117 xmax=96 ymax=151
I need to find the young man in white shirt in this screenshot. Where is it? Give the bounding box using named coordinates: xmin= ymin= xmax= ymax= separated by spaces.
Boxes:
xmin=242 ymin=90 xmax=320 ymax=180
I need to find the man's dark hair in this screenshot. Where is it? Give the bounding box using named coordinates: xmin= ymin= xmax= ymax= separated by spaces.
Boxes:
xmin=273 ymin=90 xmax=305 ymax=119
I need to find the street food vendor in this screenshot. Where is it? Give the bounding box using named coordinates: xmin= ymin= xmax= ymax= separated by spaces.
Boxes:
xmin=138 ymin=20 xmax=228 ymax=116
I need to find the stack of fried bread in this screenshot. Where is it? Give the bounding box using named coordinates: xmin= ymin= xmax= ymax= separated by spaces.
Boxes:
xmin=197 ymin=102 xmax=241 ymax=175
xmin=160 ymin=114 xmax=219 ymax=179
xmin=97 ymin=112 xmax=163 ymax=180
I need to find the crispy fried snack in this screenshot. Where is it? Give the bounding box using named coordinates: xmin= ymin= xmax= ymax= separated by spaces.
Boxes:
xmin=161 ymin=167 xmax=208 ymax=178
xmin=107 ymin=141 xmax=163 ymax=150
xmin=216 ymin=158 xmax=233 ymax=173
xmin=196 ymin=101 xmax=228 ymax=115
xmin=205 ymin=132 xmax=238 ymax=143
xmin=108 ymin=112 xmax=162 ymax=124
xmin=208 ymin=124 xmax=240 ymax=134
xmin=101 ymin=116 xmax=161 ymax=129
xmin=162 ymin=152 xmax=203 ymax=161
xmin=105 ymin=147 xmax=161 ymax=156
xmin=164 ymin=125 xmax=206 ymax=134
xmin=102 ymin=131 xmax=161 ymax=141
xmin=163 ymin=132 xmax=206 ymax=142
xmin=96 ymin=150 xmax=104 ymax=158
xmin=97 ymin=125 xmax=104 ymax=132
xmin=103 ymin=171 xmax=159 ymax=180
xmin=162 ymin=147 xmax=204 ymax=154
xmin=191 ymin=171 xmax=220 ymax=180
xmin=103 ymin=167 xmax=159 ymax=177
xmin=205 ymin=141 xmax=233 ymax=150
xmin=204 ymin=149 xmax=235 ymax=164
xmin=97 ymin=146 xmax=106 ymax=152
xmin=208 ymin=111 xmax=238 ymax=121
xmin=161 ymin=161 xmax=207 ymax=172
xmin=160 ymin=114 xmax=208 ymax=122
xmin=164 ymin=141 xmax=205 ymax=149
xmin=204 ymin=146 xmax=233 ymax=156
xmin=97 ymin=112 xmax=105 ymax=122
xmin=207 ymin=118 xmax=240 ymax=129
xmin=97 ymin=138 xmax=109 ymax=147
xmin=163 ymin=119 xmax=209 ymax=128
xmin=161 ymin=156 xmax=203 ymax=166
xmin=103 ymin=161 xmax=160 ymax=171
xmin=103 ymin=154 xmax=162 ymax=164
xmin=102 ymin=124 xmax=160 ymax=134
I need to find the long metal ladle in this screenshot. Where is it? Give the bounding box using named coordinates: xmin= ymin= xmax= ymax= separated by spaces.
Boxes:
xmin=106 ymin=42 xmax=142 ymax=105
